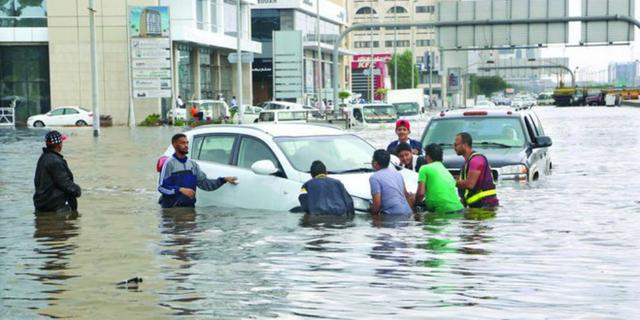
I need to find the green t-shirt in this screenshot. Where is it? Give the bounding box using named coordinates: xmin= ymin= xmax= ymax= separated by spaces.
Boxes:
xmin=418 ymin=162 xmax=464 ymax=213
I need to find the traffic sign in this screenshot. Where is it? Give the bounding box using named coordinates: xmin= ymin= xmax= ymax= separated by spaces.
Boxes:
xmin=228 ymin=52 xmax=254 ymax=64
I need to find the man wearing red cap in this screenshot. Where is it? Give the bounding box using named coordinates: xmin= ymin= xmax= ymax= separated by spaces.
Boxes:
xmin=33 ymin=130 xmax=81 ymax=213
xmin=386 ymin=119 xmax=423 ymax=156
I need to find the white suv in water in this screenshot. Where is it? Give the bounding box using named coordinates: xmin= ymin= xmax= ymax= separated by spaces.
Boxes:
xmin=160 ymin=124 xmax=418 ymax=212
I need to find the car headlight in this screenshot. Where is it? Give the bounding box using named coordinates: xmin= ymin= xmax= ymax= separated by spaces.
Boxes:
xmin=498 ymin=164 xmax=528 ymax=177
xmin=352 ymin=196 xmax=371 ymax=212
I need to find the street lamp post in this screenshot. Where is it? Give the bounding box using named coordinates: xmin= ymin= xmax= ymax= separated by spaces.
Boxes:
xmin=317 ymin=0 xmax=322 ymax=110
xmin=393 ymin=0 xmax=397 ymax=90
xmin=236 ymin=0 xmax=244 ymax=123
xmin=89 ymin=0 xmax=100 ymax=136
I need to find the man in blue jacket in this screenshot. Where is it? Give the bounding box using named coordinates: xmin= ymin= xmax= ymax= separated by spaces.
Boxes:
xmin=158 ymin=133 xmax=238 ymax=208
xmin=298 ymin=160 xmax=354 ymax=216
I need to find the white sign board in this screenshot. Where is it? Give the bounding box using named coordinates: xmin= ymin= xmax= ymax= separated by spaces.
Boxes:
xmin=273 ymin=31 xmax=304 ymax=100
xmin=438 ymin=0 xmax=568 ymax=48
xmin=129 ymin=6 xmax=172 ymax=99
xmin=228 ymin=52 xmax=255 ymax=64
xmin=582 ymin=0 xmax=635 ymax=43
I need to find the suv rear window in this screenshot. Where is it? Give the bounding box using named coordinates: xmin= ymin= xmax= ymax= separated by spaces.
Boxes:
xmin=423 ymin=117 xmax=526 ymax=148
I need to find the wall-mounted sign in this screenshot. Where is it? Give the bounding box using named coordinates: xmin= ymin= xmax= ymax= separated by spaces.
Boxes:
xmin=129 ymin=6 xmax=172 ymax=99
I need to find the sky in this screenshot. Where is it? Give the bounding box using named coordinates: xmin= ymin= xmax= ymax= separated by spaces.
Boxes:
xmin=540 ymin=0 xmax=640 ymax=71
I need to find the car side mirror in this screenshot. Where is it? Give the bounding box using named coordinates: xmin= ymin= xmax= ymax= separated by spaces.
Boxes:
xmin=251 ymin=160 xmax=279 ymax=175
xmin=533 ymin=136 xmax=552 ymax=148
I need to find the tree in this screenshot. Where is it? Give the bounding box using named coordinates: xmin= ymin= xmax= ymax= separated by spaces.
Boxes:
xmin=387 ymin=50 xmax=419 ymax=89
xmin=376 ymin=88 xmax=389 ymax=101
xmin=338 ymin=90 xmax=351 ymax=103
xmin=470 ymin=75 xmax=508 ymax=97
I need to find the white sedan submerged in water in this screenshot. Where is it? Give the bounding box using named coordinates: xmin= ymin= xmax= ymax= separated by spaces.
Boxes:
xmin=160 ymin=123 xmax=418 ymax=212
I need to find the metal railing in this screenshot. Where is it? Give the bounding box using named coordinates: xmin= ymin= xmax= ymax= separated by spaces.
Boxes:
xmin=0 ymin=107 xmax=15 ymax=127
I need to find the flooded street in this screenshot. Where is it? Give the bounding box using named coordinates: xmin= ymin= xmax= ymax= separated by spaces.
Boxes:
xmin=1 ymin=107 xmax=640 ymax=319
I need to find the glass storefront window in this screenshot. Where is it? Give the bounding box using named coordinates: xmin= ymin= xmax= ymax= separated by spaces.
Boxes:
xmin=251 ymin=9 xmax=280 ymax=42
xmin=0 ymin=45 xmax=50 ymax=125
xmin=200 ymin=52 xmax=213 ymax=99
xmin=178 ymin=49 xmax=193 ymax=100
xmin=0 ymin=0 xmax=47 ymax=27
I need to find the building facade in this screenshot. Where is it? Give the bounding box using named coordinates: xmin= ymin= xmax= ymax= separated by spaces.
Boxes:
xmin=349 ymin=0 xmax=438 ymax=99
xmin=0 ymin=0 xmax=261 ymax=126
xmin=608 ymin=61 xmax=640 ymax=87
xmin=251 ymin=0 xmax=351 ymax=105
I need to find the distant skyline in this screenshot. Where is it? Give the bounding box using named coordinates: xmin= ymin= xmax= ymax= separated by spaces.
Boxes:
xmin=541 ymin=0 xmax=640 ymax=70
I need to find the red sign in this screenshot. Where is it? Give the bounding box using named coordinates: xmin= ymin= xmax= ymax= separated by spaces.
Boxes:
xmin=351 ymin=53 xmax=392 ymax=69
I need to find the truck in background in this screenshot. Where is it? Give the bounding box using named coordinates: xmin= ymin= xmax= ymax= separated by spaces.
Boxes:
xmin=386 ymin=88 xmax=427 ymax=121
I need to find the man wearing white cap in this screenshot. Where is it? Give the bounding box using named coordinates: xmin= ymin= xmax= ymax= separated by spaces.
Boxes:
xmin=33 ymin=130 xmax=81 ymax=213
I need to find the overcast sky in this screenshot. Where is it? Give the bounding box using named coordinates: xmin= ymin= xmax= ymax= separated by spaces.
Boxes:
xmin=540 ymin=0 xmax=640 ymax=70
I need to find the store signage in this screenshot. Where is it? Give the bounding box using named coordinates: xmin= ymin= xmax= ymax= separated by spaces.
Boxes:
xmin=128 ymin=6 xmax=172 ymax=99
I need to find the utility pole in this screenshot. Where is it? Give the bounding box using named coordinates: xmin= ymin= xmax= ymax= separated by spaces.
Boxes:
xmin=89 ymin=0 xmax=100 ymax=136
xmin=316 ymin=0 xmax=322 ymax=109
xmin=429 ymin=51 xmax=433 ymax=104
xmin=369 ymin=0 xmax=374 ymax=102
xmin=393 ymin=0 xmax=397 ymax=90
xmin=236 ymin=0 xmax=244 ymax=123
xmin=410 ymin=0 xmax=414 ymax=88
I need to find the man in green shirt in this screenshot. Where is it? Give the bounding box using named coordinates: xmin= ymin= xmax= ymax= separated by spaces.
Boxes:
xmin=414 ymin=143 xmax=464 ymax=213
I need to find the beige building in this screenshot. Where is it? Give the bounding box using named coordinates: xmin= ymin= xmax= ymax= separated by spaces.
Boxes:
xmin=2 ymin=0 xmax=261 ymax=126
xmin=350 ymin=0 xmax=437 ymax=61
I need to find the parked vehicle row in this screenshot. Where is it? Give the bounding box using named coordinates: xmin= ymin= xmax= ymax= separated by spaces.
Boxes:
xmin=162 ymin=105 xmax=553 ymax=212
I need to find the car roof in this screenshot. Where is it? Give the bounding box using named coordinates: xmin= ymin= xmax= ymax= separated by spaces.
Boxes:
xmin=435 ymin=108 xmax=533 ymax=119
xmin=262 ymin=101 xmax=302 ymax=106
xmin=355 ymin=103 xmax=394 ymax=107
xmin=186 ymin=123 xmax=348 ymax=138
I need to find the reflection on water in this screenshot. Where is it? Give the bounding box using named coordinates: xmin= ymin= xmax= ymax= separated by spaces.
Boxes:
xmin=32 ymin=212 xmax=80 ymax=318
xmin=2 ymin=108 xmax=640 ymax=318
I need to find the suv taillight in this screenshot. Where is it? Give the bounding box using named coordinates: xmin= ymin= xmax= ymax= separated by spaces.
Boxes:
xmin=463 ymin=111 xmax=488 ymax=116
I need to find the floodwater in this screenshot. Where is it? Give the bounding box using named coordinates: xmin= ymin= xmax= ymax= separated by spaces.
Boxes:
xmin=1 ymin=107 xmax=639 ymax=319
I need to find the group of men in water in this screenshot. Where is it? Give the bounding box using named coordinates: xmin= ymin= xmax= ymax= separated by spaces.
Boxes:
xmin=33 ymin=119 xmax=497 ymax=216
xmin=298 ymin=119 xmax=499 ymax=217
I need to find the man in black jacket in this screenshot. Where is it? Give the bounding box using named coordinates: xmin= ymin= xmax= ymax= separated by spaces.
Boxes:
xmin=33 ymin=130 xmax=82 ymax=213
xmin=298 ymin=160 xmax=354 ymax=216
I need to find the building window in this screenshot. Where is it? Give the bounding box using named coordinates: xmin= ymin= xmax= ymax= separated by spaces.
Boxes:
xmin=385 ymin=40 xmax=410 ymax=47
xmin=416 ymin=56 xmax=424 ymax=63
xmin=251 ymin=9 xmax=280 ymax=42
xmin=387 ymin=6 xmax=407 ymax=14
xmin=0 ymin=0 xmax=47 ymax=27
xmin=355 ymin=7 xmax=377 ymax=15
xmin=210 ymin=0 xmax=218 ymax=32
xmin=196 ymin=0 xmax=206 ymax=29
xmin=415 ymin=5 xmax=435 ymax=13
xmin=387 ymin=26 xmax=410 ymax=31
xmin=224 ymin=0 xmax=238 ymax=37
xmin=416 ymin=39 xmax=431 ymax=46
xmin=353 ymin=41 xmax=379 ymax=48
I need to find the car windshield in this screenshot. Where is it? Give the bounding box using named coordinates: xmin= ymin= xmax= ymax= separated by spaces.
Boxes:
xmin=423 ymin=117 xmax=527 ymax=148
xmin=363 ymin=105 xmax=397 ymax=123
xmin=275 ymin=135 xmax=375 ymax=173
xmin=393 ymin=103 xmax=419 ymax=116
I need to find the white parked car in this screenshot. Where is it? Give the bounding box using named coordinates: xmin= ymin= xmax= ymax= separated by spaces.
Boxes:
xmin=160 ymin=124 xmax=418 ymax=212
xmin=231 ymin=105 xmax=263 ymax=124
xmin=256 ymin=101 xmax=305 ymax=110
xmin=27 ymin=106 xmax=94 ymax=128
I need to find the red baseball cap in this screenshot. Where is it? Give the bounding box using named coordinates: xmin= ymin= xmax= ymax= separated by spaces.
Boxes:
xmin=396 ymin=119 xmax=410 ymax=130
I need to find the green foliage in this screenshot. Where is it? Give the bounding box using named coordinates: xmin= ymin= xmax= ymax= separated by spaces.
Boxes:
xmin=174 ymin=119 xmax=186 ymax=126
xmin=387 ymin=50 xmax=419 ymax=89
xmin=376 ymin=87 xmax=389 ymax=98
xmin=470 ymin=75 xmax=508 ymax=97
xmin=338 ymin=90 xmax=351 ymax=102
xmin=139 ymin=113 xmax=161 ymax=126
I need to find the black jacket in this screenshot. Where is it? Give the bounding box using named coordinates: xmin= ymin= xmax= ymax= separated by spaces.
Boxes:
xmin=33 ymin=148 xmax=81 ymax=212
xmin=298 ymin=176 xmax=354 ymax=216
